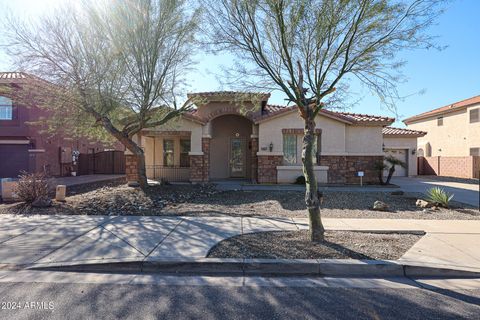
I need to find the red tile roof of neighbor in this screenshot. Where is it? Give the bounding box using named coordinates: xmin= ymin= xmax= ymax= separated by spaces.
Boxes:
xmin=0 ymin=72 xmax=30 ymax=79
xmin=403 ymin=95 xmax=480 ymax=124
xmin=382 ymin=126 xmax=426 ymax=137
xmin=0 ymin=72 xmax=54 ymax=87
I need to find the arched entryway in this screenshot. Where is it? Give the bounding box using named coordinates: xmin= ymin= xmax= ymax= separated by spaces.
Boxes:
xmin=209 ymin=114 xmax=253 ymax=180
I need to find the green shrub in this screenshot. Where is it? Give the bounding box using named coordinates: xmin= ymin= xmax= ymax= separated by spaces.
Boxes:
xmin=426 ymin=187 xmax=454 ymax=208
xmin=295 ymin=176 xmax=306 ymax=185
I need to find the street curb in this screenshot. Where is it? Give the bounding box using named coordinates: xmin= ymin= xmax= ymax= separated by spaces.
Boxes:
xmin=25 ymin=258 xmax=480 ymax=278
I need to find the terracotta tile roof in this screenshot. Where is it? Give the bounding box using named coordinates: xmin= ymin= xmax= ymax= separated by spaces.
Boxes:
xmin=403 ymin=95 xmax=480 ymax=124
xmin=187 ymin=91 xmax=271 ymax=100
xmin=263 ymin=104 xmax=289 ymax=114
xmin=336 ymin=112 xmax=394 ymax=123
xmin=182 ymin=110 xmax=205 ymax=124
xmin=0 ymin=72 xmax=30 ymax=80
xmin=0 ymin=71 xmax=55 ymax=88
xmin=382 ymin=126 xmax=426 ymax=137
xmin=258 ymin=104 xmax=394 ymax=125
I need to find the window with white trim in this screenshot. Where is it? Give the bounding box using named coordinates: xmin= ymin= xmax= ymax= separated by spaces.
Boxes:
xmin=283 ymin=134 xmax=297 ymax=165
xmin=180 ymin=139 xmax=190 ymax=167
xmin=0 ymin=96 xmax=13 ymax=120
xmin=163 ymin=139 xmax=174 ymax=167
xmin=283 ymin=134 xmax=320 ymax=165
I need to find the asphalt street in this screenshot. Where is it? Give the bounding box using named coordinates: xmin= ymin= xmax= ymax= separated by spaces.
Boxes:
xmin=0 ymin=276 xmax=478 ymax=319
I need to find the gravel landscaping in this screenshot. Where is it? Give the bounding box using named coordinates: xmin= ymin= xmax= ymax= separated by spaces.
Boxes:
xmin=0 ymin=183 xmax=478 ymax=220
xmin=207 ymin=230 xmax=423 ymax=260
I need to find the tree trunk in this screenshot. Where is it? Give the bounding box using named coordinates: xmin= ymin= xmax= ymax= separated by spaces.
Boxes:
xmin=385 ymin=166 xmax=396 ymax=185
xmin=302 ymin=116 xmax=325 ymax=242
xmin=378 ymin=170 xmax=386 ymax=185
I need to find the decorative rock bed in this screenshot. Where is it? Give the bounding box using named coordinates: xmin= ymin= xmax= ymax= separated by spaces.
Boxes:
xmin=208 ymin=230 xmax=424 ymax=260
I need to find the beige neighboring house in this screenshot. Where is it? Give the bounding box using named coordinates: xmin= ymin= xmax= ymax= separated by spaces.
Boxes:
xmin=404 ymin=95 xmax=480 ymax=157
xmin=125 ymin=91 xmax=420 ymax=184
xmin=403 ymin=95 xmax=480 ymax=178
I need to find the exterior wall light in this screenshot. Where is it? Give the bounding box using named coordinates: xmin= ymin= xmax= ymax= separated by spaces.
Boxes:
xmin=269 ymin=142 xmax=273 ymax=152
xmin=411 ymin=149 xmax=416 ymax=155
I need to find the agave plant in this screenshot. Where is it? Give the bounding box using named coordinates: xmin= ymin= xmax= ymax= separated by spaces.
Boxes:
xmin=426 ymin=187 xmax=454 ymax=208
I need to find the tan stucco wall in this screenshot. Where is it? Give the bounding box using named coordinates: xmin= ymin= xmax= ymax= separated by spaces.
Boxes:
xmin=383 ymin=136 xmax=418 ymax=176
xmin=345 ymin=126 xmax=384 ymax=155
xmin=258 ymin=111 xmax=383 ymax=156
xmin=144 ymin=117 xmax=203 ymax=153
xmin=407 ymin=103 xmax=480 ymax=156
xmin=195 ymin=101 xmax=261 ymax=120
xmin=258 ymin=111 xmax=347 ymax=156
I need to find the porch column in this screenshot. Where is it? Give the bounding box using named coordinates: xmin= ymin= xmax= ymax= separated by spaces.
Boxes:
xmin=201 ymin=137 xmax=211 ymax=182
xmin=125 ymin=153 xmax=139 ymax=185
xmin=250 ymin=135 xmax=259 ymax=183
xmin=188 ymin=137 xmax=210 ymax=183
xmin=125 ymin=133 xmax=142 ymax=186
xmin=257 ymin=153 xmax=283 ymax=184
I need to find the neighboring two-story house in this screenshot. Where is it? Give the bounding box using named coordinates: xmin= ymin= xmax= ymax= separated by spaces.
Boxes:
xmin=0 ymin=72 xmax=122 ymax=178
xmin=404 ymin=95 xmax=480 ymax=178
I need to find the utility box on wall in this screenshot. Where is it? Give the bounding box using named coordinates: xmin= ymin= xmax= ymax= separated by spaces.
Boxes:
xmin=0 ymin=179 xmax=19 ymax=202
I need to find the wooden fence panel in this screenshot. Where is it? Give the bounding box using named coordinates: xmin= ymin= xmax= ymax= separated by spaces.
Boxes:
xmin=78 ymin=151 xmax=125 ymax=175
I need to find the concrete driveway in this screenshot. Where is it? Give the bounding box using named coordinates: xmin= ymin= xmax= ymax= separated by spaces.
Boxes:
xmin=392 ymin=177 xmax=479 ymax=207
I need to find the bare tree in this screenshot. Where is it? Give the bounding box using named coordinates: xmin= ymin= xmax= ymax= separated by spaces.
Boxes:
xmin=2 ymin=0 xmax=200 ymax=187
xmin=202 ymin=0 xmax=445 ymax=241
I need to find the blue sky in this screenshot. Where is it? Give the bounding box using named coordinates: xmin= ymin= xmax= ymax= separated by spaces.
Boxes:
xmin=0 ymin=0 xmax=479 ymax=126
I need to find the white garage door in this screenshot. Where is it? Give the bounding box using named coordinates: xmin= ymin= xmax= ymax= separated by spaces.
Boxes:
xmin=384 ymin=149 xmax=408 ymax=177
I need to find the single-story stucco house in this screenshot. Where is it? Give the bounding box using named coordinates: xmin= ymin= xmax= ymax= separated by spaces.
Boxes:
xmin=125 ymin=91 xmax=423 ymax=184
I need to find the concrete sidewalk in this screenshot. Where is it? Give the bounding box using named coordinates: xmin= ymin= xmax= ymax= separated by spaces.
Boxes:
xmin=0 ymin=214 xmax=479 ymax=275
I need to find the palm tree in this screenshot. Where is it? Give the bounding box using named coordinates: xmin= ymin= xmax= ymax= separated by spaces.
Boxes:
xmin=374 ymin=155 xmax=407 ymax=185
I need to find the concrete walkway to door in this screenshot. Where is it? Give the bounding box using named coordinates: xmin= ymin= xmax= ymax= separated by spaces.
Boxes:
xmin=392 ymin=176 xmax=479 ymax=207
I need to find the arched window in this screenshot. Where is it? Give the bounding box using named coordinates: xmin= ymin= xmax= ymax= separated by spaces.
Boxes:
xmin=425 ymin=142 xmax=432 ymax=157
xmin=0 ymin=96 xmax=13 ymax=120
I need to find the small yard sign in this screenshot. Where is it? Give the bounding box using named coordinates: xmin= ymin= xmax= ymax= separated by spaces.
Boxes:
xmin=357 ymin=171 xmax=364 ymax=187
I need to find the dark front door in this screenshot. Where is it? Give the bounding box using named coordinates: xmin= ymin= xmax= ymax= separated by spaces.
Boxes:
xmin=0 ymin=144 xmax=29 ymax=178
xmin=229 ymin=138 xmax=246 ymax=178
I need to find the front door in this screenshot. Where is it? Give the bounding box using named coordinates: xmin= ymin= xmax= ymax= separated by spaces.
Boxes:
xmin=229 ymin=138 xmax=246 ymax=178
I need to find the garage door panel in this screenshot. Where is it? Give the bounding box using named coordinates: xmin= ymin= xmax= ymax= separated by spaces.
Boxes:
xmin=0 ymin=145 xmax=29 ymax=178
xmin=384 ymin=149 xmax=408 ymax=177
